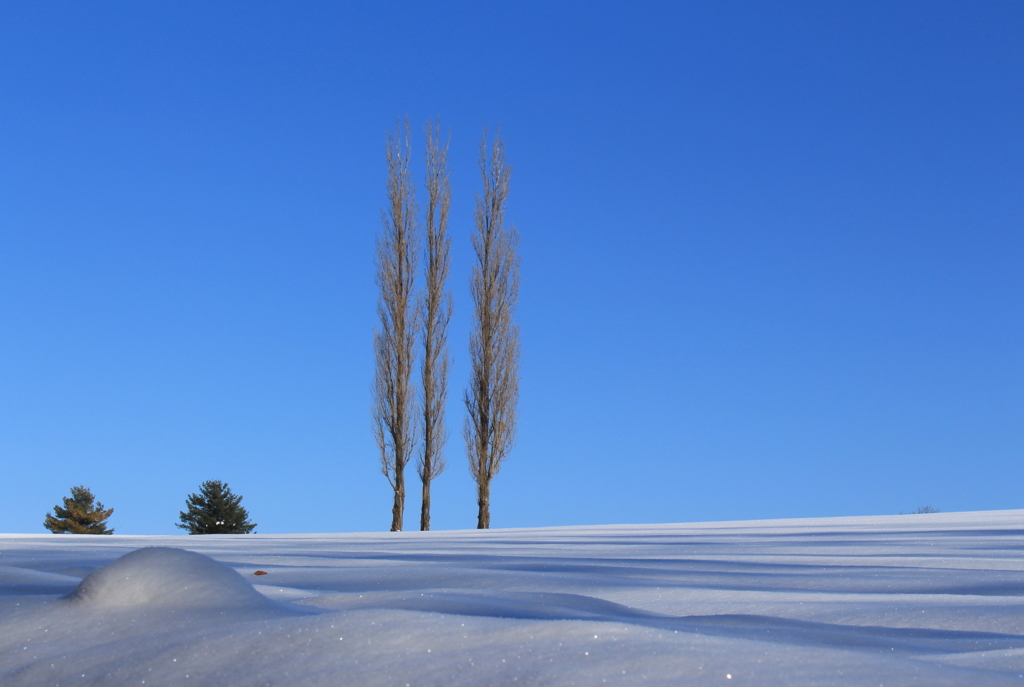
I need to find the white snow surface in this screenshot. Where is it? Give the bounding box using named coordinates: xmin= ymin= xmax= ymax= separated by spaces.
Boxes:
xmin=4 ymin=511 xmax=1024 ymax=685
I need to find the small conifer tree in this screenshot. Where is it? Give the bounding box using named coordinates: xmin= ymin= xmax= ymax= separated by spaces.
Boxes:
xmin=176 ymin=480 xmax=257 ymax=534
xmin=44 ymin=485 xmax=114 ymax=534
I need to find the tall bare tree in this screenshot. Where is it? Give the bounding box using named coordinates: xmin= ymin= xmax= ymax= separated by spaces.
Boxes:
xmin=465 ymin=129 xmax=520 ymax=529
xmin=417 ymin=120 xmax=453 ymax=531
xmin=373 ymin=120 xmax=418 ymax=532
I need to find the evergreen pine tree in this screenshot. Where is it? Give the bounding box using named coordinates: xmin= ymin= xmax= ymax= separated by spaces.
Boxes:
xmin=176 ymin=480 xmax=257 ymax=534
xmin=44 ymin=485 xmax=114 ymax=534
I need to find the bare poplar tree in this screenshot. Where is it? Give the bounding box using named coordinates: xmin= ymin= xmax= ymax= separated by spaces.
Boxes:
xmin=417 ymin=120 xmax=453 ymax=531
xmin=373 ymin=120 xmax=418 ymax=532
xmin=465 ymin=129 xmax=520 ymax=530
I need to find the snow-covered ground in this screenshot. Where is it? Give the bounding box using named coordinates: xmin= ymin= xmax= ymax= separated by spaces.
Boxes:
xmin=3 ymin=511 xmax=1024 ymax=686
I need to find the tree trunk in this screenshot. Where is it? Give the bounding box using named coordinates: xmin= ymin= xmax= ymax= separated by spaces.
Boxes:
xmin=476 ymin=481 xmax=490 ymax=529
xmin=391 ymin=470 xmax=405 ymax=531
xmin=420 ymin=478 xmax=431 ymax=531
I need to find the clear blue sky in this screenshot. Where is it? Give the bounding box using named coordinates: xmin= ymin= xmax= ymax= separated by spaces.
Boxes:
xmin=1 ymin=2 xmax=1021 ymax=534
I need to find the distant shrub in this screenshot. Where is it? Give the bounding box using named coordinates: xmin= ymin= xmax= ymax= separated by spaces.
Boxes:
xmin=912 ymin=505 xmax=940 ymax=514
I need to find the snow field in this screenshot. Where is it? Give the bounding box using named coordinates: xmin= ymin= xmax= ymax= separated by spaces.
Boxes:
xmin=3 ymin=510 xmax=1024 ymax=685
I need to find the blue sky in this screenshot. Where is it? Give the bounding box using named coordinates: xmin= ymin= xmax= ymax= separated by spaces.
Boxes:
xmin=1 ymin=2 xmax=1021 ymax=534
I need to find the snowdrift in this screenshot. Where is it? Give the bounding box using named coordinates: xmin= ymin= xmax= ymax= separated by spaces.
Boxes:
xmin=64 ymin=546 xmax=276 ymax=611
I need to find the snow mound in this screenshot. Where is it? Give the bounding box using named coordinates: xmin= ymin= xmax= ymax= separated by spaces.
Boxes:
xmin=64 ymin=547 xmax=275 ymax=611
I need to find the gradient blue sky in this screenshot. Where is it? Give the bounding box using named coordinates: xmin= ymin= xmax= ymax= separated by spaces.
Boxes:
xmin=1 ymin=2 xmax=1021 ymax=534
